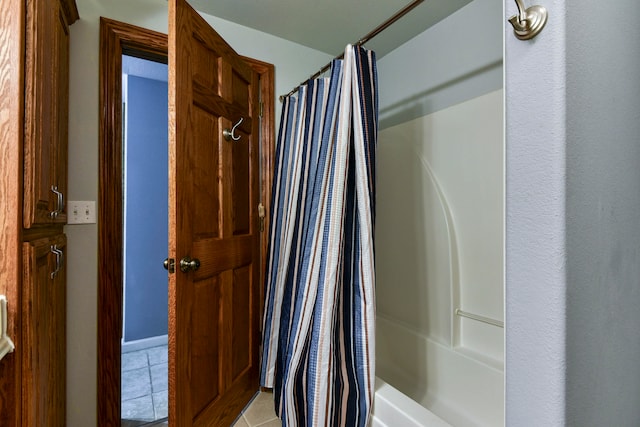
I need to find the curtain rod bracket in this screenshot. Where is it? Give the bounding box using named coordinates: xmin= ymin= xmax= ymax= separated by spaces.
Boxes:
xmin=508 ymin=0 xmax=547 ymax=40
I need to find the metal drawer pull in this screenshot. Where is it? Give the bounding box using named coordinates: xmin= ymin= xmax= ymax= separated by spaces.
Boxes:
xmin=50 ymin=245 xmax=64 ymax=279
xmin=50 ymin=185 xmax=64 ymax=218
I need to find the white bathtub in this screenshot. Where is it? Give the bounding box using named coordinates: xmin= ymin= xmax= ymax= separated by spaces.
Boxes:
xmin=371 ymin=377 xmax=451 ymax=427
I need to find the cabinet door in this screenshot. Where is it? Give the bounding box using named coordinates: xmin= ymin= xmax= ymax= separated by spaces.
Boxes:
xmin=22 ymin=234 xmax=66 ymax=426
xmin=24 ymin=0 xmax=69 ymax=228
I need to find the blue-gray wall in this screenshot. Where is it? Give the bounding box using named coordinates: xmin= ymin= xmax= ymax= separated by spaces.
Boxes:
xmin=124 ymin=74 xmax=168 ymax=342
xmin=565 ymin=0 xmax=640 ymax=424
xmin=506 ymin=0 xmax=640 ymax=425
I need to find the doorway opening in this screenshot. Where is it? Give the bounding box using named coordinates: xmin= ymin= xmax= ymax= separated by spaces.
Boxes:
xmin=120 ymin=54 xmax=169 ymax=424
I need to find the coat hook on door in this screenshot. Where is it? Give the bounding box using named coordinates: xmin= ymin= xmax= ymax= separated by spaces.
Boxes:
xmin=508 ymin=0 xmax=547 ymax=40
xmin=223 ymin=117 xmax=244 ymax=141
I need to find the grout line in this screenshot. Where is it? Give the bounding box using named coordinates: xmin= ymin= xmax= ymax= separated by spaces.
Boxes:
xmin=253 ymin=416 xmax=280 ymax=427
xmin=151 ymin=388 xmax=157 ymax=420
xmin=146 ymin=350 xmax=152 ymax=399
xmin=242 ymin=392 xmax=280 ymax=427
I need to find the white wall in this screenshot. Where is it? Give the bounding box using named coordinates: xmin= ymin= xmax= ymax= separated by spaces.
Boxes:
xmin=66 ymin=1 xmax=331 ymax=425
xmin=504 ymin=0 xmax=567 ymax=424
xmin=506 ymin=0 xmax=640 ymax=425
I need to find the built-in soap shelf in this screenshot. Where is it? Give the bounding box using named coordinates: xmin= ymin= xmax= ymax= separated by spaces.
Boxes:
xmin=0 ymin=295 xmax=15 ymax=361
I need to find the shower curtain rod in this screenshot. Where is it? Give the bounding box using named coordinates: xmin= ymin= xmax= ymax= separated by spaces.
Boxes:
xmin=279 ymin=0 xmax=425 ymax=101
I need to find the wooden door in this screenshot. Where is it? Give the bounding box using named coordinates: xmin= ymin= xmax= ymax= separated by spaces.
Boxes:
xmin=22 ymin=234 xmax=66 ymax=426
xmin=168 ymin=0 xmax=261 ymax=425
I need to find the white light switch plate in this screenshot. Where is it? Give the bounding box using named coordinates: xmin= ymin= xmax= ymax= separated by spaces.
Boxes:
xmin=0 ymin=295 xmax=15 ymax=360
xmin=67 ymin=201 xmax=96 ymax=224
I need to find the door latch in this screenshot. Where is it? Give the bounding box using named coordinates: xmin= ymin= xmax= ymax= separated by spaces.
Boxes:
xmin=163 ymin=258 xmax=175 ymax=274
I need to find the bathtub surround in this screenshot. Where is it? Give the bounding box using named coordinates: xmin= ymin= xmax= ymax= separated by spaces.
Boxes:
xmin=374 ymin=0 xmax=505 ymax=425
xmin=376 ymin=89 xmax=504 ymax=427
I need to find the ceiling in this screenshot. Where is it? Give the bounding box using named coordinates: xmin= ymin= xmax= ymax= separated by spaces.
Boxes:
xmin=187 ymin=0 xmax=473 ymax=58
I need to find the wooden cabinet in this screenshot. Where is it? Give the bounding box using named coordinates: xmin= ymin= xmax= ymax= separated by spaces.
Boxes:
xmin=22 ymin=235 xmax=67 ymax=426
xmin=23 ymin=0 xmax=74 ymax=228
xmin=21 ymin=0 xmax=78 ymax=424
xmin=0 ymin=0 xmax=77 ymax=426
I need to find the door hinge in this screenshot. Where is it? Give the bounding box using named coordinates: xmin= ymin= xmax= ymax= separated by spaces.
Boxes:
xmin=258 ymin=203 xmax=266 ymax=232
xmin=259 ymin=101 xmax=264 ymax=118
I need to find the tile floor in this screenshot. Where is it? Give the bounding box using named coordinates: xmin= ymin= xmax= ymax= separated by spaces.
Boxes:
xmin=121 ymin=344 xmax=281 ymax=426
xmin=232 ymin=392 xmax=282 ymax=427
xmin=122 ymin=345 xmax=168 ymax=423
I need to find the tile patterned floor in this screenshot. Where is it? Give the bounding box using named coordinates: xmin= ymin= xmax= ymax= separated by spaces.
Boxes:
xmin=121 ymin=391 xmax=280 ymax=426
xmin=121 ymin=344 xmax=280 ymax=426
xmin=122 ymin=345 xmax=168 ymax=423
xmin=232 ymin=392 xmax=282 ymax=427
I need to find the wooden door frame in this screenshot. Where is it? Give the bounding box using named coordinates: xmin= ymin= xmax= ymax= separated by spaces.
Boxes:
xmin=98 ymin=17 xmax=275 ymax=425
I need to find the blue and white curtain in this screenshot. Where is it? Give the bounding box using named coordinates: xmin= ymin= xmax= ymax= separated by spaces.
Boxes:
xmin=260 ymin=45 xmax=377 ymax=427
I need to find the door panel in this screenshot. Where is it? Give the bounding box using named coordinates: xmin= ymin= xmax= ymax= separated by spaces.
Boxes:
xmin=232 ymin=265 xmax=252 ymax=378
xmin=191 ymin=276 xmax=221 ymax=417
xmin=168 ymin=0 xmax=261 ymax=425
xmin=232 ymin=136 xmax=251 ymax=235
xmin=191 ymin=107 xmax=220 ymax=239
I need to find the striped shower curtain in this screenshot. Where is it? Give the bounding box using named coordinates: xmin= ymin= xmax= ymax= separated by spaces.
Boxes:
xmin=260 ymin=45 xmax=378 ymax=427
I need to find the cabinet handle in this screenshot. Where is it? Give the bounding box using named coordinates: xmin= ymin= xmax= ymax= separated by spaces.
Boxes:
xmin=49 ymin=185 xmax=64 ymax=219
xmin=50 ymin=245 xmax=64 ymax=279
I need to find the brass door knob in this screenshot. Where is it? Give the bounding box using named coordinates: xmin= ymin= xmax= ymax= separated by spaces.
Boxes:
xmin=179 ymin=256 xmax=200 ymax=273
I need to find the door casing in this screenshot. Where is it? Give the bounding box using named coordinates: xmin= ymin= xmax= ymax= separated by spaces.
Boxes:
xmin=97 ymin=17 xmax=275 ymax=425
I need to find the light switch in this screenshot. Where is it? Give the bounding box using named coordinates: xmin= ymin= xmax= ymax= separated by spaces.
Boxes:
xmin=0 ymin=295 xmax=15 ymax=361
xmin=67 ymin=201 xmax=96 ymax=224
